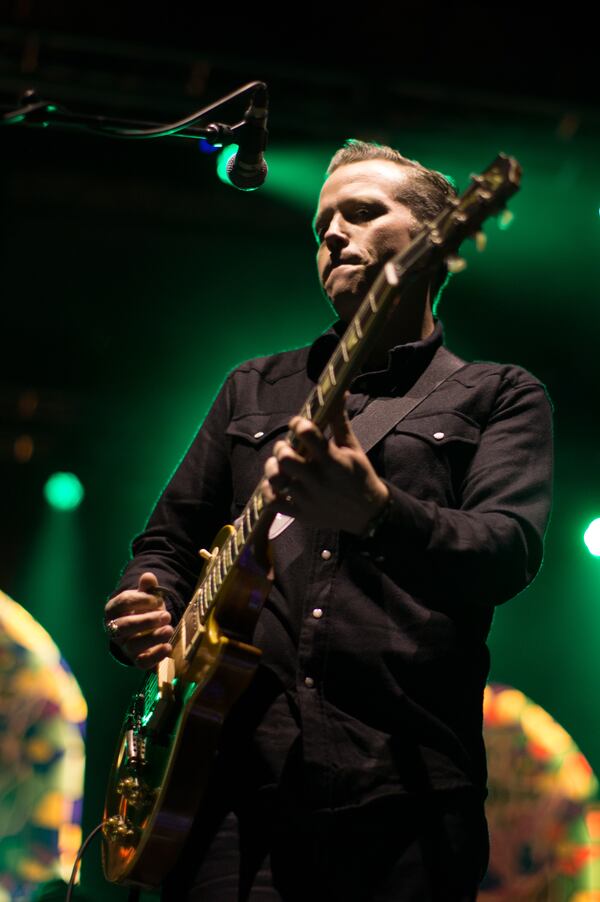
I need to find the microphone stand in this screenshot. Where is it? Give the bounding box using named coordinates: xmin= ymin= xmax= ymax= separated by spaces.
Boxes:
xmin=0 ymin=79 xmax=267 ymax=148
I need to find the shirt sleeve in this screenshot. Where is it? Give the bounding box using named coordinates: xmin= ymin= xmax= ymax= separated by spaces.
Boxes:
xmin=109 ymin=374 xmax=235 ymax=625
xmin=358 ymin=373 xmax=553 ymax=606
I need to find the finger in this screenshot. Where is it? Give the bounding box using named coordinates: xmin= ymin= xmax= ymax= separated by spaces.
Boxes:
xmin=112 ymin=609 xmax=172 ymax=642
xmin=261 ymin=476 xmax=277 ymax=507
xmin=130 ymin=641 xmax=174 ymax=671
xmin=105 ymin=590 xmax=165 ymax=619
xmin=329 ymin=392 xmax=361 ymax=450
xmin=289 ymin=417 xmax=329 ymax=460
xmin=264 ymin=455 xmax=279 ymax=480
xmin=138 ymin=571 xmax=159 ymax=591
xmin=124 ymin=625 xmax=174 ymax=658
xmin=273 ymin=440 xmax=304 ymax=464
xmin=264 ymin=454 xmax=305 ymax=492
xmin=263 ymin=457 xmax=288 ymax=496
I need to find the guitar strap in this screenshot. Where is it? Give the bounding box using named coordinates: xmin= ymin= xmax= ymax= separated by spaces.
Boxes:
xmin=268 ymin=346 xmax=466 ymax=540
xmin=350 ymin=345 xmax=467 ymax=454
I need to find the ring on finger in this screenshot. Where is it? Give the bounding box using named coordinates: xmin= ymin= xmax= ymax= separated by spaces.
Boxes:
xmin=104 ymin=619 xmax=119 ymax=638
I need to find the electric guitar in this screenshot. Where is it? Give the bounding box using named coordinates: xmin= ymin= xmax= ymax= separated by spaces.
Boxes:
xmin=102 ymin=153 xmax=521 ymax=888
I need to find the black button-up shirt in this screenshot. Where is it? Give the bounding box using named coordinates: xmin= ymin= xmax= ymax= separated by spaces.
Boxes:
xmin=111 ymin=321 xmax=553 ymax=811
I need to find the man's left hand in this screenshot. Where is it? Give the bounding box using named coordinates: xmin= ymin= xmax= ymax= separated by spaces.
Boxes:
xmin=262 ymin=397 xmax=389 ymax=535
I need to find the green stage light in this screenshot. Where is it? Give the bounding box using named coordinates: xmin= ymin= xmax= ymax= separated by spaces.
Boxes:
xmin=44 ymin=472 xmax=84 ymax=511
xmin=584 ymin=518 xmax=600 ymax=557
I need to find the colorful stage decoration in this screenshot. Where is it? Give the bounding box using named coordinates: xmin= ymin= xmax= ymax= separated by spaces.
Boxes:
xmin=480 ymin=683 xmax=600 ymax=901
xmin=0 ymin=589 xmax=86 ymax=902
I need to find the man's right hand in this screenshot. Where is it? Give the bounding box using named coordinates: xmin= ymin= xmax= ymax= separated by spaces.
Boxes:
xmin=104 ymin=571 xmax=174 ymax=670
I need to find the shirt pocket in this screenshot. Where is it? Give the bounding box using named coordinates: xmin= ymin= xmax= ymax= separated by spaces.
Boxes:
xmin=226 ymin=412 xmax=291 ymax=508
xmin=384 ymin=410 xmax=481 ymax=506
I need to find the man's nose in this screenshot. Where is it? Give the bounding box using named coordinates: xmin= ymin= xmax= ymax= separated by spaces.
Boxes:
xmin=324 ymin=213 xmax=349 ymax=250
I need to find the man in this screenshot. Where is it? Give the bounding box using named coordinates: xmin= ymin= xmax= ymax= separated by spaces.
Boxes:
xmin=104 ymin=141 xmax=553 ymax=900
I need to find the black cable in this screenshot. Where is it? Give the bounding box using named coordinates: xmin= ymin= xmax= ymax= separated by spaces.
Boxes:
xmin=65 ymin=822 xmax=103 ymax=901
xmin=89 ymin=79 xmax=264 ymax=139
xmin=1 ymin=80 xmax=265 ymax=141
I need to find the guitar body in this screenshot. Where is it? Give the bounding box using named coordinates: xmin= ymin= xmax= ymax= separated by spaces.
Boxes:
xmin=102 ymin=526 xmax=271 ymax=888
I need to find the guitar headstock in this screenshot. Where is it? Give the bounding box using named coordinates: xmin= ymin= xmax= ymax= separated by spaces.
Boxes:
xmin=394 ymin=153 xmax=522 ymax=279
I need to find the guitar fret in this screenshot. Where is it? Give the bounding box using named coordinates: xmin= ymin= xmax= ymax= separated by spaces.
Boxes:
xmin=340 ymin=339 xmax=349 ymax=362
xmin=329 ymin=362 xmax=337 ymax=385
xmin=354 ymin=315 xmax=363 ymax=339
xmin=368 ymin=291 xmax=378 ymax=312
xmin=346 ymin=324 xmax=358 ymax=352
xmin=317 ymin=383 xmax=324 ymax=407
xmin=358 ymin=301 xmax=373 ymax=332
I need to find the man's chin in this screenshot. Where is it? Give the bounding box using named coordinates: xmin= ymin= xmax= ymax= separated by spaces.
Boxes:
xmin=323 ymin=279 xmax=368 ymax=324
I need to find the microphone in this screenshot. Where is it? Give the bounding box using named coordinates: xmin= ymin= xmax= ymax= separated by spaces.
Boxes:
xmin=226 ymin=86 xmax=268 ymax=190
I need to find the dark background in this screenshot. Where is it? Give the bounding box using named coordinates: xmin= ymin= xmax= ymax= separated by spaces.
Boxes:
xmin=1 ymin=4 xmax=599 ymax=898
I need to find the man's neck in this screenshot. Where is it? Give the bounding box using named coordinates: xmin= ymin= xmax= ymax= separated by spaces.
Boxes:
xmin=362 ymin=295 xmax=435 ymax=370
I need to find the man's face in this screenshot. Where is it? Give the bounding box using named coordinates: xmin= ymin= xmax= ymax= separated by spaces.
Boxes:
xmin=314 ymin=159 xmax=419 ymax=323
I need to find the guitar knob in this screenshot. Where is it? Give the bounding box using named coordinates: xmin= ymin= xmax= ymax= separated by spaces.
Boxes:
xmin=446 ymin=255 xmax=468 ymax=274
xmin=103 ymin=815 xmax=137 ymax=843
xmin=116 ymin=777 xmax=150 ymax=805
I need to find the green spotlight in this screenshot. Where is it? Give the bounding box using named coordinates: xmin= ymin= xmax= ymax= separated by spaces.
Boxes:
xmin=584 ymin=518 xmax=600 ymax=557
xmin=216 ymin=145 xmax=238 ymax=188
xmin=44 ymin=472 xmax=84 ymax=511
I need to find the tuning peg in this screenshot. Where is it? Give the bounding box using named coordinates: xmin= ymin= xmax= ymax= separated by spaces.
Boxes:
xmin=474 ymin=231 xmax=487 ymax=252
xmin=498 ymin=210 xmax=514 ymax=231
xmin=446 ymin=255 xmax=468 ymax=274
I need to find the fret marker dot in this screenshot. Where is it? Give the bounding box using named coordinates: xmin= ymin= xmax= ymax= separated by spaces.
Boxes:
xmin=433 ymin=432 xmax=445 ymax=440
xmin=254 ymin=431 xmax=264 ymax=439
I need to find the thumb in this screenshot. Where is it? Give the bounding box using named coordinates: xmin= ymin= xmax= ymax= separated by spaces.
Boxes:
xmin=138 ymin=571 xmax=159 ymax=592
xmin=330 ymin=391 xmax=361 ymax=450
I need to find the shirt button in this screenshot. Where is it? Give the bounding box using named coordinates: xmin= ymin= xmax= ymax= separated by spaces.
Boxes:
xmin=254 ymin=431 xmax=264 ymax=439
xmin=433 ymin=431 xmax=445 ymax=440
xmin=312 ymin=608 xmax=323 ymax=619
xmin=304 ymin=676 xmax=315 ymax=688
xmin=321 ymin=549 xmax=332 ymax=560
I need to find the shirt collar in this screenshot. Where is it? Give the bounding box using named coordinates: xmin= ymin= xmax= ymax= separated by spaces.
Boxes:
xmin=307 ymin=318 xmax=445 ymax=391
